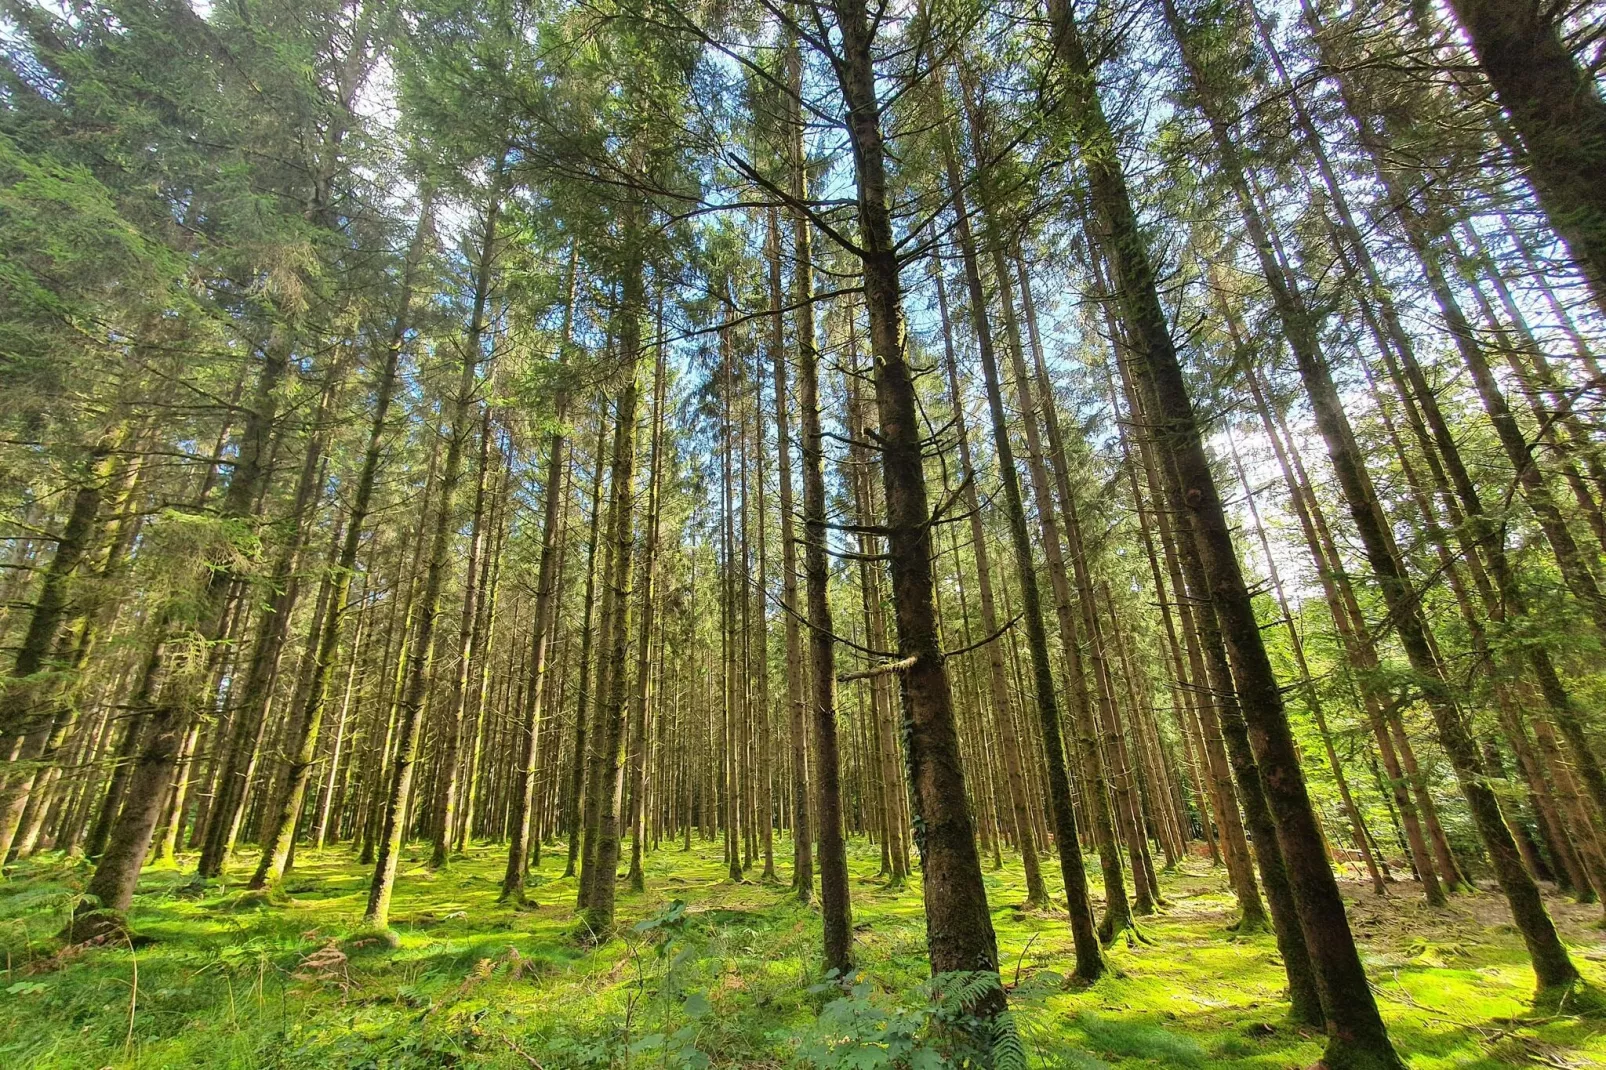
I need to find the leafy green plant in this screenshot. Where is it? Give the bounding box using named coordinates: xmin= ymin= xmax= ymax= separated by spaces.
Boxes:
xmin=608 ymin=899 xmax=712 ymax=1068
xmin=798 ymin=969 xmax=1024 ymax=1069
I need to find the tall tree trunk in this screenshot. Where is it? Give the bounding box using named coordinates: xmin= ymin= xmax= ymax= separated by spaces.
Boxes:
xmin=1223 ymin=428 xmax=1384 ymax=895
xmin=1116 ymin=340 xmax=1321 ymax=1023
xmin=1174 ymin=0 xmax=1579 ymax=992
xmin=829 ymin=0 xmax=1003 ymax=1021
xmin=988 ymin=213 xmax=1134 ymax=939
xmin=938 ymin=117 xmax=1104 ymax=979
xmin=69 ymin=325 xmax=288 ymax=940
xmin=845 ymin=336 xmax=908 ymax=885
xmin=768 ymin=200 xmax=812 ymax=898
xmin=358 ymin=414 xmax=444 ymax=866
xmin=627 ymin=315 xmax=668 ymax=893
xmin=0 ymin=426 xmax=123 ymax=743
xmin=564 ymin=411 xmax=610 ymax=880
xmin=502 ymin=256 xmax=577 ymax=902
xmin=314 ymin=596 xmax=368 ymax=850
xmin=931 ymin=259 xmax=1045 ymax=907
xmin=790 ymin=49 xmax=852 ymax=974
xmin=1243 ymin=359 xmax=1446 ymax=902
xmin=1091 ymin=253 xmax=1266 ymax=926
xmin=427 ymin=402 xmax=495 ymax=869
xmin=457 ymin=453 xmax=508 ymax=852
xmin=363 ymin=189 xmax=500 ymax=931
xmin=0 ymin=432 xmax=129 ymax=860
xmin=721 ymin=323 xmax=741 ymax=883
xmin=1045 ymin=2 xmax=1399 ymax=1062
xmin=750 ymin=325 xmax=778 ymax=884
xmin=199 ymin=354 xmax=345 ymax=881
xmin=578 ymin=233 xmax=646 ymax=936
xmin=1017 ymin=256 xmax=1167 ymax=893
xmin=580 ymin=375 xmax=625 ymax=907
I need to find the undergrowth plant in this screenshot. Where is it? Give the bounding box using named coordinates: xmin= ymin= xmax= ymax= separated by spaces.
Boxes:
xmin=798 ymin=965 xmax=1076 ymax=1069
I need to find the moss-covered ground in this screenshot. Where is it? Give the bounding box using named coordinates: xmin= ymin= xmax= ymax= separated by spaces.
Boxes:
xmin=1 ymin=836 xmax=1603 ymax=1067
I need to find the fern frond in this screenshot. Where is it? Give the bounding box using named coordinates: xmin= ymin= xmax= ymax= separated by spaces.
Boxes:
xmin=991 ymin=1011 xmax=1029 ymax=1070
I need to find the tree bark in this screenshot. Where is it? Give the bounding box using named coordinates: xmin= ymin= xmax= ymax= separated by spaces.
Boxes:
xmin=1441 ymin=0 xmax=1606 ymax=310
xmin=626 ymin=314 xmax=668 ymax=893
xmin=931 ymin=259 xmax=1046 ymax=907
xmin=426 ymin=402 xmax=495 ymax=869
xmin=829 ymin=0 xmax=1003 ymax=1019
xmin=578 ymin=222 xmax=647 ymax=936
xmin=565 ymin=409 xmax=610 ymax=880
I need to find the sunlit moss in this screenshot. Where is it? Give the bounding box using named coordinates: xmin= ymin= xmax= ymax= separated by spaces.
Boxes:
xmin=1 ymin=840 xmax=1603 ymax=1067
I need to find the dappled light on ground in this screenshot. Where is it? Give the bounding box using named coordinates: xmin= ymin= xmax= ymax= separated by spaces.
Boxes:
xmin=3 ymin=838 xmax=1603 ymax=1067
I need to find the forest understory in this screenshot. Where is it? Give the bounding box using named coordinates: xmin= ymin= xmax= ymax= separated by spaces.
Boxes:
xmin=3 ymin=839 xmax=1603 ymax=1070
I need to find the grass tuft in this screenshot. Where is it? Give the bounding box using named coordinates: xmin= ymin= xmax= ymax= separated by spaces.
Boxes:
xmin=1075 ymin=1010 xmax=1207 ymax=1066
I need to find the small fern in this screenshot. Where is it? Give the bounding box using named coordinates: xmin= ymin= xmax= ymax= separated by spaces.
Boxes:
xmin=930 ymin=969 xmax=1005 ymax=1015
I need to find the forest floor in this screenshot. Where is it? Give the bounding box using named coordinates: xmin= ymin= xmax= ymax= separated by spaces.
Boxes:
xmin=1 ymin=837 xmax=1604 ymax=1069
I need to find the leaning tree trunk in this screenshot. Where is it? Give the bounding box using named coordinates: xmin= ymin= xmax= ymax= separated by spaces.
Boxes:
xmin=0 ymin=431 xmax=124 ymax=858
xmin=957 ymin=70 xmax=1123 ymax=936
xmin=5 ymin=446 xmax=146 ymax=864
xmin=1250 ymin=262 xmax=1580 ymax=995
xmin=1224 ymin=427 xmax=1384 ymax=895
xmin=1176 ymin=5 xmax=1580 ymax=993
xmin=992 ymin=224 xmax=1133 ymax=940
xmin=197 ymin=357 xmax=340 ymax=881
xmin=1045 ymin=1 xmax=1401 ymax=1063
xmin=931 ymin=260 xmax=1045 ymax=908
xmin=1121 ymin=349 xmax=1323 ymax=1023
xmin=0 ymin=426 xmax=123 ymax=743
xmin=70 ymin=331 xmax=288 ymax=941
xmin=243 ymin=208 xmax=428 ymax=888
xmin=1440 ymin=0 xmax=1606 ymax=310
xmin=939 ymin=119 xmax=1104 ymax=980
xmin=1017 ymin=252 xmax=1166 ymax=889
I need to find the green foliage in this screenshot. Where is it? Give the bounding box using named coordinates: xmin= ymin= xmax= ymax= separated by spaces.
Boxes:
xmin=798 ymin=972 xmax=953 ymax=1070
xmin=0 ymin=133 xmax=182 ymax=363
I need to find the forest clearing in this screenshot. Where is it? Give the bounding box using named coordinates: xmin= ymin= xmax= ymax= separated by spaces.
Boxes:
xmin=5 ymin=0 xmax=1606 ymax=1065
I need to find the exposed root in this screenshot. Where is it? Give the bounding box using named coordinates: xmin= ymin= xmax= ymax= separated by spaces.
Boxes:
xmin=61 ymin=908 xmax=129 ymax=948
xmin=1098 ymin=910 xmax=1147 ymax=948
xmin=1226 ymin=910 xmax=1270 ymax=935
xmin=342 ymin=926 xmax=401 ymax=952
xmin=1533 ymin=978 xmax=1606 ymax=1019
